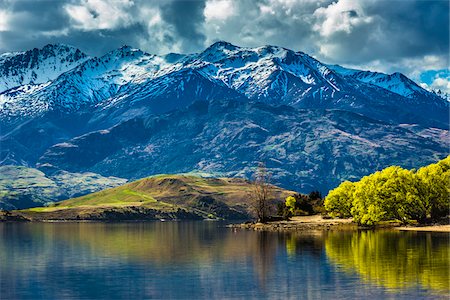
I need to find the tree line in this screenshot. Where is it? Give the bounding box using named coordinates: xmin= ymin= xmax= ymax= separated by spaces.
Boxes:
xmin=324 ymin=156 xmax=450 ymax=226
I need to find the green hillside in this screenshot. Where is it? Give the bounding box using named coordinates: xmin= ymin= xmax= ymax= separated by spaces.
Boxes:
xmin=17 ymin=174 xmax=294 ymax=221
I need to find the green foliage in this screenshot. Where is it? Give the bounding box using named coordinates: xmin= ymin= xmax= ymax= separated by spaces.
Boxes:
xmin=277 ymin=191 xmax=322 ymax=218
xmin=324 ymin=181 xmax=354 ymax=218
xmin=285 ymin=196 xmax=296 ymax=213
xmin=416 ymin=156 xmax=450 ymax=220
xmin=308 ymin=190 xmax=322 ymax=200
xmin=324 ymin=156 xmax=450 ymax=226
xmin=293 ymin=194 xmax=315 ymax=215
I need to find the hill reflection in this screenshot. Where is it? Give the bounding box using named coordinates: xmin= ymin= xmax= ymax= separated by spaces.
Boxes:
xmin=0 ymin=223 xmax=448 ymax=299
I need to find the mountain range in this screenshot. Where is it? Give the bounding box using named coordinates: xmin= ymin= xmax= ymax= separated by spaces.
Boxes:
xmin=0 ymin=41 xmax=448 ymax=209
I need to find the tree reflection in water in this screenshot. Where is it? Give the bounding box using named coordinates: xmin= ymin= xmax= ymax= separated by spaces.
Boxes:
xmin=324 ymin=230 xmax=449 ymax=295
xmin=252 ymin=231 xmax=277 ymax=289
xmin=1 ymin=223 xmax=448 ymax=299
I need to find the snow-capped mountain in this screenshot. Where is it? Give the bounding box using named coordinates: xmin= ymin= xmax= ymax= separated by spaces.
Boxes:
xmin=328 ymin=64 xmax=431 ymax=99
xmin=432 ymin=89 xmax=450 ymax=101
xmin=0 ymin=44 xmax=88 ymax=93
xmin=0 ymin=41 xmax=447 ymax=128
xmin=0 ymin=41 xmax=448 ymax=198
xmin=0 ymin=45 xmax=171 ymax=118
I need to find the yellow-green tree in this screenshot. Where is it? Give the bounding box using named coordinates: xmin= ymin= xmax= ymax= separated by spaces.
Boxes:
xmin=324 ymin=181 xmax=354 ymax=218
xmin=416 ymin=156 xmax=450 ymax=220
xmin=351 ymin=166 xmax=422 ymax=225
xmin=324 ymin=156 xmax=450 ymax=226
xmin=285 ymin=196 xmax=296 ymax=214
xmin=351 ymin=171 xmax=386 ymax=226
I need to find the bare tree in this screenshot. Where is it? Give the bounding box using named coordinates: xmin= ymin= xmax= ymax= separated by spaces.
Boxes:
xmin=250 ymin=162 xmax=273 ymax=223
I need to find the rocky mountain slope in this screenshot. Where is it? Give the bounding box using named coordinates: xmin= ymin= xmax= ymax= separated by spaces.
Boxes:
xmin=37 ymin=100 xmax=449 ymax=193
xmin=0 ymin=165 xmax=126 ymax=210
xmin=0 ymin=42 xmax=448 ymax=209
xmin=0 ymin=44 xmax=88 ymax=94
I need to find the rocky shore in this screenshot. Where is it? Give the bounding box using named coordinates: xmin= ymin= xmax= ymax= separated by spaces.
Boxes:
xmin=229 ymin=215 xmax=357 ymax=231
xmin=229 ymin=215 xmax=450 ymax=232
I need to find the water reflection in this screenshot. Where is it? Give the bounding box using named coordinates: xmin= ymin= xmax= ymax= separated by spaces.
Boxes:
xmin=325 ymin=230 xmax=450 ymax=294
xmin=0 ymin=223 xmax=448 ymax=299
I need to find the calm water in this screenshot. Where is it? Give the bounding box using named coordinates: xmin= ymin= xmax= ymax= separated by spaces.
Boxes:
xmin=0 ymin=222 xmax=448 ymax=299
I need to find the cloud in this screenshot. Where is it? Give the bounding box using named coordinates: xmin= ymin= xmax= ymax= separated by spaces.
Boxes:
xmin=204 ymin=0 xmax=235 ymax=21
xmin=313 ymin=0 xmax=374 ymax=37
xmin=203 ymin=0 xmax=324 ymax=54
xmin=64 ymin=0 xmax=135 ymax=31
xmin=431 ymin=77 xmax=450 ymax=94
xmin=420 ymin=70 xmax=450 ymax=94
xmin=0 ymin=0 xmax=447 ymax=86
xmin=0 ymin=10 xmax=11 ymax=31
xmin=311 ymin=0 xmax=448 ymax=67
xmin=159 ymin=0 xmax=206 ymax=53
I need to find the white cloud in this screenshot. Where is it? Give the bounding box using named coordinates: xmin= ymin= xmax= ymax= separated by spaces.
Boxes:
xmin=0 ymin=10 xmax=11 ymax=31
xmin=429 ymin=74 xmax=450 ymax=94
xmin=313 ymin=0 xmax=373 ymax=37
xmin=0 ymin=0 xmax=447 ymax=80
xmin=259 ymin=4 xmax=275 ymax=15
xmin=65 ymin=0 xmax=134 ymax=31
xmin=204 ymin=0 xmax=235 ymax=21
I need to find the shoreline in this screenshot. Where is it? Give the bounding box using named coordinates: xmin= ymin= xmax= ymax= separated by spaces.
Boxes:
xmin=229 ymin=215 xmax=357 ymax=231
xmin=395 ymin=225 xmax=450 ymax=232
xmin=229 ymin=215 xmax=450 ymax=232
xmin=2 ymin=211 xmax=449 ymax=232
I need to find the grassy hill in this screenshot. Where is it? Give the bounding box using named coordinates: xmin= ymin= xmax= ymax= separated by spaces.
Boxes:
xmin=16 ymin=174 xmax=294 ymax=221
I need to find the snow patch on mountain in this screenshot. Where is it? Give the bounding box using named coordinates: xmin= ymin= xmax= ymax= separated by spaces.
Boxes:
xmin=0 ymin=44 xmax=88 ymax=93
xmin=0 ymin=41 xmax=447 ymax=125
xmin=328 ymin=65 xmax=426 ymax=98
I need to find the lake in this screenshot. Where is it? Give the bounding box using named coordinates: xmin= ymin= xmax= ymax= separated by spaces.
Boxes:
xmin=0 ymin=222 xmax=448 ymax=299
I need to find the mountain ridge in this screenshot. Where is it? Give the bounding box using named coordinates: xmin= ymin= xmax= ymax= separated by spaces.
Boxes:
xmin=0 ymin=42 xmax=447 ymax=128
xmin=0 ymin=44 xmax=88 ymax=94
xmin=0 ymin=42 xmax=448 ymax=207
xmin=36 ymin=99 xmax=449 ymax=193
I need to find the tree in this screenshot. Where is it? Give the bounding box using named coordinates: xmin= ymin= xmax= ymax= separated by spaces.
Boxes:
xmin=324 ymin=181 xmax=355 ymax=218
xmin=250 ymin=163 xmax=273 ymax=223
xmin=324 ymin=156 xmax=450 ymax=226
xmin=293 ymin=193 xmax=314 ymax=215
xmin=308 ymin=190 xmax=322 ymax=200
xmin=285 ymin=196 xmax=296 ymax=214
xmin=351 ymin=166 xmax=422 ymax=226
xmin=416 ymin=157 xmax=450 ymax=221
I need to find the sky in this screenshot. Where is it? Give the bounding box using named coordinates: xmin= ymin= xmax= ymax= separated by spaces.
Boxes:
xmin=0 ymin=0 xmax=448 ymax=92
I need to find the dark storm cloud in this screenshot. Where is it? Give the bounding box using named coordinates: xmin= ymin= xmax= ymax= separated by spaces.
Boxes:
xmin=0 ymin=0 xmax=448 ymax=81
xmin=58 ymin=24 xmax=151 ymax=56
xmin=7 ymin=0 xmax=70 ymax=32
xmin=315 ymin=0 xmax=449 ymax=65
xmin=0 ymin=0 xmax=207 ymax=55
xmin=160 ymin=0 xmax=206 ymax=52
xmin=0 ymin=0 xmax=72 ymax=53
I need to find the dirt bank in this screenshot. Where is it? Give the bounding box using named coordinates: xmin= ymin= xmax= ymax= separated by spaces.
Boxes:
xmin=395 ymin=225 xmax=450 ymax=232
xmin=231 ymin=216 xmax=450 ymax=232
